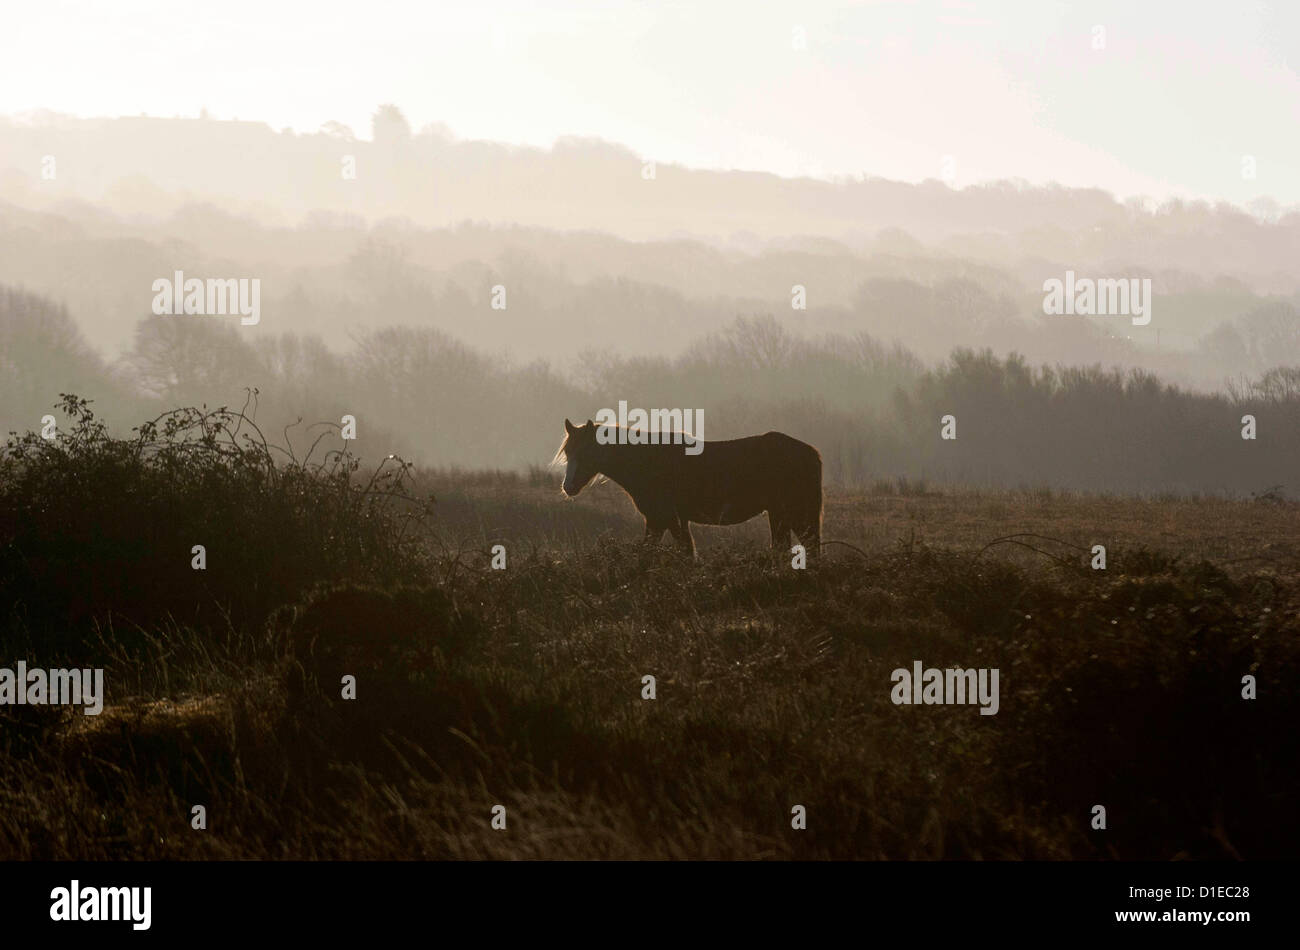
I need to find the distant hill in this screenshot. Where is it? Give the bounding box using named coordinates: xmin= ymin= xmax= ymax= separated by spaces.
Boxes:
xmin=1 ymin=110 xmax=1298 ymax=291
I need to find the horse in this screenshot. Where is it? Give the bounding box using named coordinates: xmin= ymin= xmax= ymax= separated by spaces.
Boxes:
xmin=554 ymin=418 xmax=822 ymax=559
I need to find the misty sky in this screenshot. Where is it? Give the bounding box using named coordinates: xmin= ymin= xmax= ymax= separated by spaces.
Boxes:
xmin=3 ymin=0 xmax=1298 ymax=206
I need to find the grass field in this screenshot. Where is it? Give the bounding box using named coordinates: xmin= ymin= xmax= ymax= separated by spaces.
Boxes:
xmin=425 ymin=467 xmax=1300 ymax=566
xmin=1 ymin=408 xmax=1296 ymax=859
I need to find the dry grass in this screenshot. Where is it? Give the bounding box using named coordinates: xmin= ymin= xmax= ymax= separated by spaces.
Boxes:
xmin=422 ymin=469 xmax=1300 ymax=566
xmin=2 ymin=476 xmax=1295 ymax=860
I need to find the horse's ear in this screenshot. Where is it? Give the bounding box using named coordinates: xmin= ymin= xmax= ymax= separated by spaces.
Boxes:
xmin=585 ymin=418 xmax=594 ymax=428
xmin=564 ymin=418 xmax=575 ymax=435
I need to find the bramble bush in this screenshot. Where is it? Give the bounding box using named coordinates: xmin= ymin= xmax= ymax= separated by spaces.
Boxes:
xmin=0 ymin=394 xmax=435 ymax=661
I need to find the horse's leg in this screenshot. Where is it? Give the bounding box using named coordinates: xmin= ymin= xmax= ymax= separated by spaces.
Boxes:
xmin=668 ymin=518 xmax=696 ymax=558
xmin=769 ymin=511 xmax=791 ymax=552
xmin=643 ymin=520 xmax=667 ymax=545
xmin=793 ymin=506 xmax=822 ymax=563
xmin=794 ymin=523 xmax=820 ymax=563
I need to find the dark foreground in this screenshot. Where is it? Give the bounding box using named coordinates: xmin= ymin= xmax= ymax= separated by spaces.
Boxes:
xmin=1 ymin=404 xmax=1296 ymax=859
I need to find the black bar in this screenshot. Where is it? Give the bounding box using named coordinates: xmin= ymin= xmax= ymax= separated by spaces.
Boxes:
xmin=1 ymin=861 xmax=1284 ymax=938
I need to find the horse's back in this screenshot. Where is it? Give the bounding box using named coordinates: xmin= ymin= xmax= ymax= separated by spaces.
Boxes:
xmin=672 ymin=430 xmax=821 ymax=525
xmin=702 ymin=431 xmax=820 ymax=475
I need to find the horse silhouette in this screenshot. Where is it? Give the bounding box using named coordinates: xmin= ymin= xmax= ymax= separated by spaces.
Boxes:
xmin=555 ymin=418 xmax=822 ymax=558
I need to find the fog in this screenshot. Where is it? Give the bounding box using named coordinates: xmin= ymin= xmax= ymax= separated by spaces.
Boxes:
xmin=2 ymin=104 xmax=1298 ymax=492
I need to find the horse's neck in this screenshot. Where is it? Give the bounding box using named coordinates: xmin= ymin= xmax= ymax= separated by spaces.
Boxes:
xmin=597 ymin=443 xmax=649 ymax=492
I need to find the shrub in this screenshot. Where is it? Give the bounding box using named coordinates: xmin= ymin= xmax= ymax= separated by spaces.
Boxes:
xmin=0 ymin=394 xmax=435 ymax=661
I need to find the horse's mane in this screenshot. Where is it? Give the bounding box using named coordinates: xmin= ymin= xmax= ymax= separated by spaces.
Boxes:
xmin=551 ymin=433 xmax=570 ymax=467
xmin=552 ymin=424 xmax=702 ymax=466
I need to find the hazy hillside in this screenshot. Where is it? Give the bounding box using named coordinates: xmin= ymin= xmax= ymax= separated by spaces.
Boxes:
xmin=2 ymin=109 xmax=1299 ymax=489
xmin=2 ymin=194 xmax=1298 ymax=391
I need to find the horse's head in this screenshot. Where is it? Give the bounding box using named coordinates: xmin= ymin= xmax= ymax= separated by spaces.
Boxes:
xmin=555 ymin=418 xmax=600 ymax=496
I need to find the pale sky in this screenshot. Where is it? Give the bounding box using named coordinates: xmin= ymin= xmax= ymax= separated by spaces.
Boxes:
xmin=3 ymin=0 xmax=1298 ymax=205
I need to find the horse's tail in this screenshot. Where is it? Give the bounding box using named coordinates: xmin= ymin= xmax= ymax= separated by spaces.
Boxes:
xmin=801 ymin=443 xmax=823 ymax=555
xmin=813 ymin=449 xmax=824 ymax=548
xmin=814 ymin=449 xmax=823 ymax=524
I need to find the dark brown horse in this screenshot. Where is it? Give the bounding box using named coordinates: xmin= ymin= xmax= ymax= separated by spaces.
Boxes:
xmin=555 ymin=418 xmax=822 ymax=558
